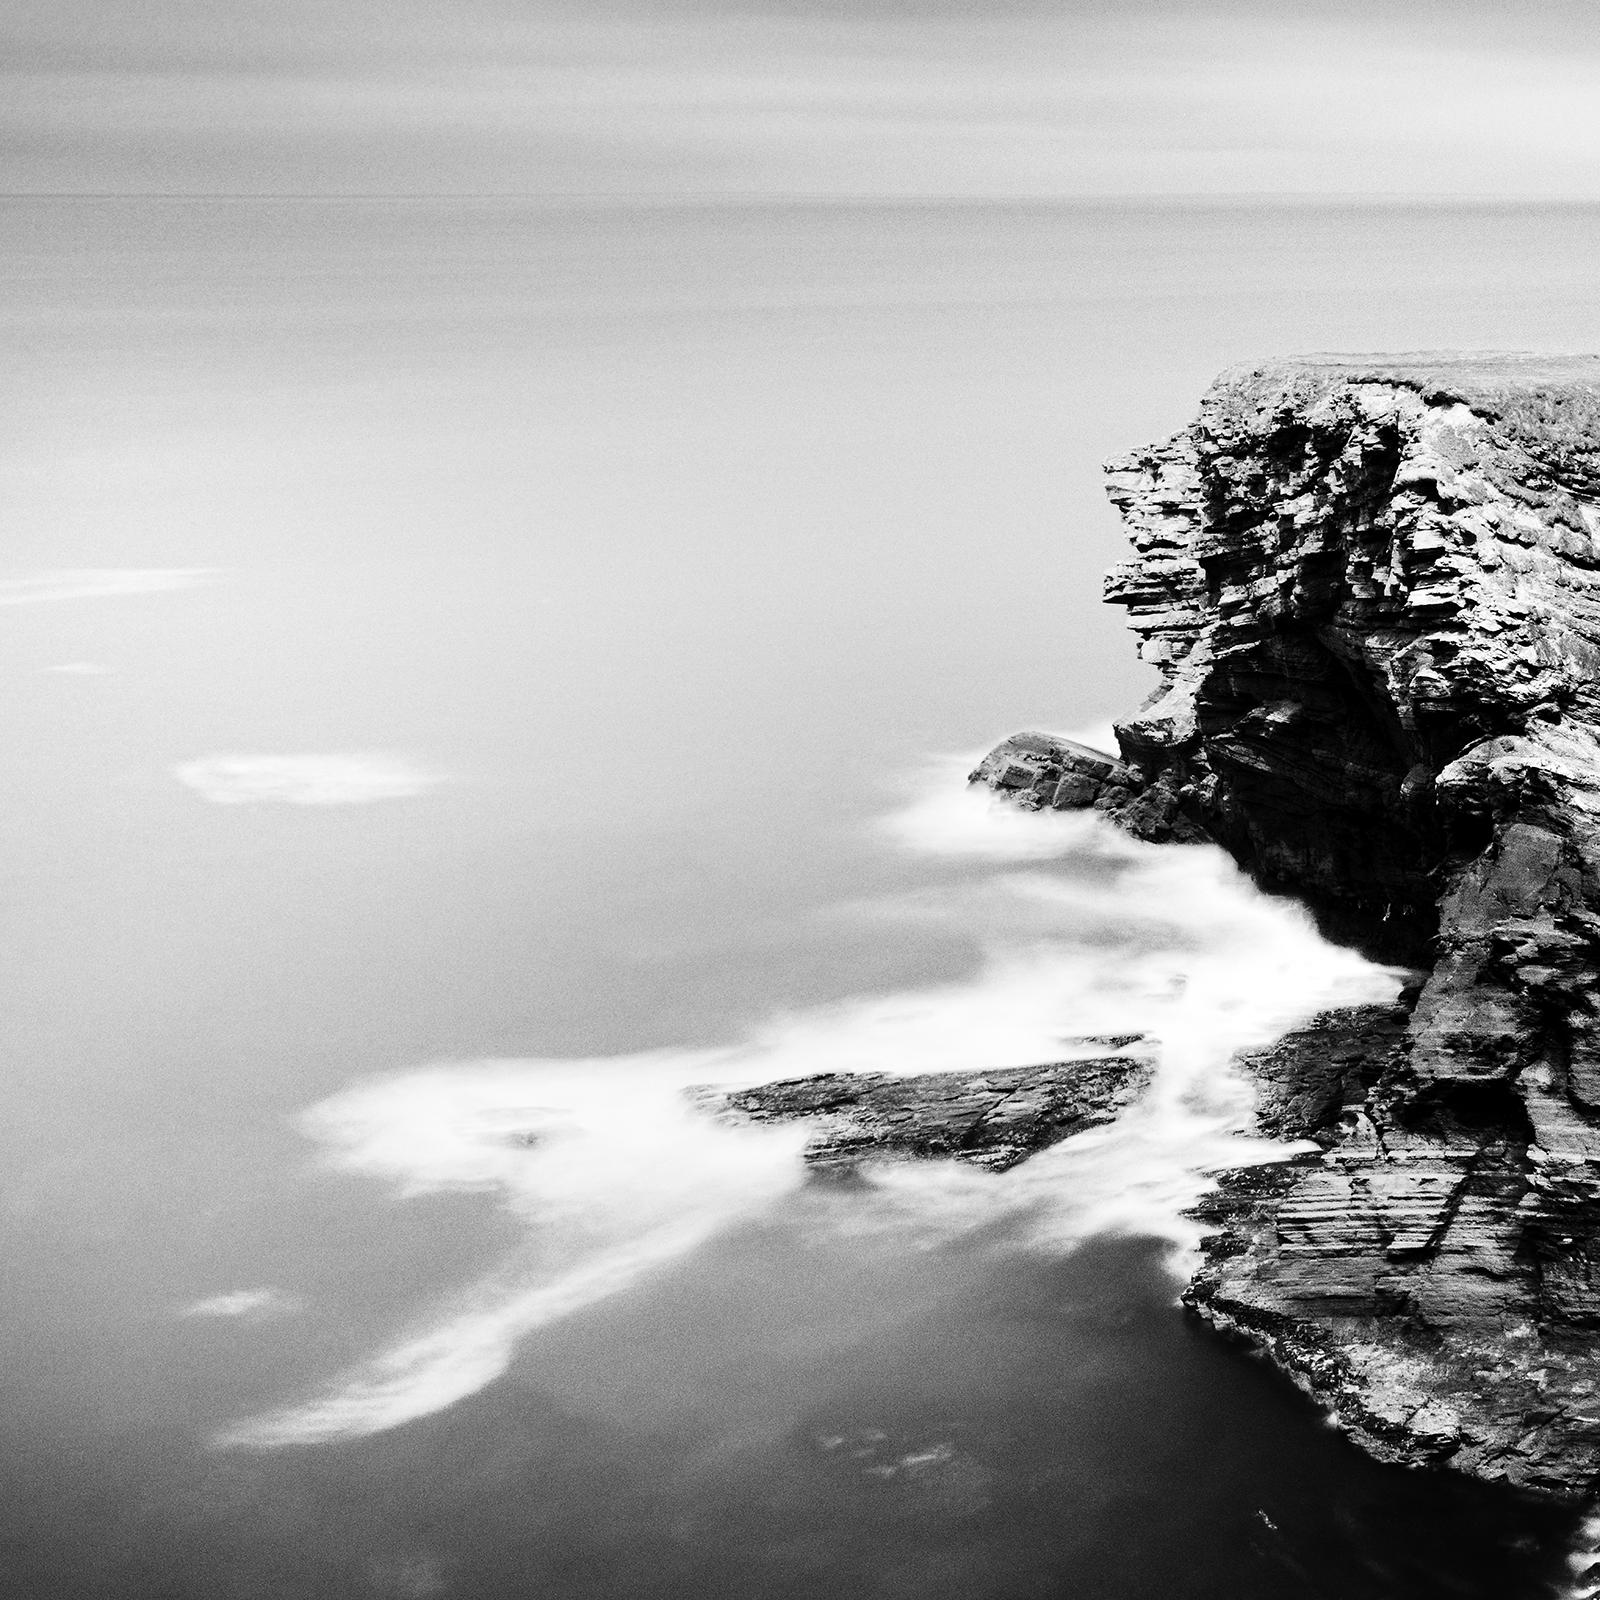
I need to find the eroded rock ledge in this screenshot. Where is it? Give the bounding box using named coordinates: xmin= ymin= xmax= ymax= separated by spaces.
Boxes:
xmin=974 ymin=353 xmax=1600 ymax=1499
xmin=700 ymin=1048 xmax=1149 ymax=1176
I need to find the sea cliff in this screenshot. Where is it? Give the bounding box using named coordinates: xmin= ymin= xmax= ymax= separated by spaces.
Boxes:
xmin=974 ymin=354 xmax=1600 ymax=1498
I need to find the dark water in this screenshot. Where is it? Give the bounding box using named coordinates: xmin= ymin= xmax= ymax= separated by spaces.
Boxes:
xmin=2 ymin=1227 xmax=1577 ymax=1598
xmin=4 ymin=197 xmax=1600 ymax=1596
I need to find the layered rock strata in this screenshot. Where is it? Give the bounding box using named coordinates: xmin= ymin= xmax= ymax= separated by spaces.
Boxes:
xmin=702 ymin=1048 xmax=1148 ymax=1176
xmin=974 ymin=354 xmax=1600 ymax=1498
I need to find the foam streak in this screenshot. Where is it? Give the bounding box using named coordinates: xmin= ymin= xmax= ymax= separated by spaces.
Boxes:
xmin=219 ymin=780 xmax=1399 ymax=1449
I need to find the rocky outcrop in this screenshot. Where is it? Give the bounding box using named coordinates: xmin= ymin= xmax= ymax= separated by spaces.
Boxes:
xmin=973 ymin=354 xmax=1600 ymax=1498
xmin=701 ymin=1048 xmax=1148 ymax=1176
xmin=966 ymin=733 xmax=1148 ymax=820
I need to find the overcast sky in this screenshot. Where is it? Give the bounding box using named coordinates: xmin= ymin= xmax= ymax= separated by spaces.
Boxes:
xmin=4 ymin=0 xmax=1599 ymax=197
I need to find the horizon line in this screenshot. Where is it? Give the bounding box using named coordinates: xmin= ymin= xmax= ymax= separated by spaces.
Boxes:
xmin=7 ymin=189 xmax=1600 ymax=205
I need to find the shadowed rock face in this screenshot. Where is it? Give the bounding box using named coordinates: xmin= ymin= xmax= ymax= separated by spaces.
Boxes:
xmin=974 ymin=354 xmax=1600 ymax=1498
xmin=700 ymin=1050 xmax=1149 ymax=1176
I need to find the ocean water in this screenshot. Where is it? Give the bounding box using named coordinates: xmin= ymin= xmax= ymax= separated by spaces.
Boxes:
xmin=4 ymin=197 xmax=1600 ymax=1597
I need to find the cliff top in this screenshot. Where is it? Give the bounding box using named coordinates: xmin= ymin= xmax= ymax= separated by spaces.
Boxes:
xmin=1211 ymin=351 xmax=1600 ymax=494
xmin=1223 ymin=350 xmax=1600 ymax=399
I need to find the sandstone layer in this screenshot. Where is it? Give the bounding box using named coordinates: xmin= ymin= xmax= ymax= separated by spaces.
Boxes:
xmin=703 ymin=1048 xmax=1148 ymax=1176
xmin=975 ymin=354 xmax=1600 ymax=1498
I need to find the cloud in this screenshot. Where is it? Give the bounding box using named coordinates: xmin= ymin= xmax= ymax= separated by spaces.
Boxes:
xmin=181 ymin=1287 xmax=299 ymax=1320
xmin=0 ymin=569 xmax=217 ymax=605
xmin=5 ymin=5 xmax=1600 ymax=196
xmin=173 ymin=753 xmax=446 ymax=806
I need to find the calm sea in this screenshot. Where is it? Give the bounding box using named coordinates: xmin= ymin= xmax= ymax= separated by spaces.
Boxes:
xmin=2 ymin=197 xmax=1596 ymax=1597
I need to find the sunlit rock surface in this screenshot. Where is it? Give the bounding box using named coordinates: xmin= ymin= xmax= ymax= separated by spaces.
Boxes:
xmin=702 ymin=1049 xmax=1148 ymax=1175
xmin=976 ymin=353 xmax=1600 ymax=1498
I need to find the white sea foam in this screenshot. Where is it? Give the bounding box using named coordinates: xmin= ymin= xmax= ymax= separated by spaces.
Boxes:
xmin=182 ymin=1287 xmax=299 ymax=1320
xmin=174 ymin=753 xmax=445 ymax=806
xmin=880 ymin=732 xmax=1123 ymax=862
xmin=1562 ymin=1510 xmax=1600 ymax=1600
xmin=220 ymin=769 xmax=1399 ymax=1449
xmin=0 ymin=568 xmax=217 ymax=605
xmin=222 ymin=1061 xmax=810 ymax=1447
xmin=884 ymin=775 xmax=1105 ymax=861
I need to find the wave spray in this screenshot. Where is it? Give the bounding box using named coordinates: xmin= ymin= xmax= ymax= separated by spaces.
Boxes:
xmin=220 ymin=759 xmax=1399 ymax=1448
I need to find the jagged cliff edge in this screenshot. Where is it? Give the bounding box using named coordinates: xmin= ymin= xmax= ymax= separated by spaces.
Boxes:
xmin=971 ymin=353 xmax=1600 ymax=1501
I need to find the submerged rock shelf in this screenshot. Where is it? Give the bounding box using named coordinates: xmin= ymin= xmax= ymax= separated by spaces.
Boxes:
xmin=973 ymin=353 xmax=1600 ymax=1500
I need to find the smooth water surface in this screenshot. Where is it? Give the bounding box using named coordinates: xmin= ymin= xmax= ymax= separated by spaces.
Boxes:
xmin=3 ymin=197 xmax=1598 ymax=1597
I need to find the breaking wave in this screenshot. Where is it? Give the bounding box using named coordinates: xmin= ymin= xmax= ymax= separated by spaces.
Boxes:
xmin=220 ymin=753 xmax=1400 ymax=1449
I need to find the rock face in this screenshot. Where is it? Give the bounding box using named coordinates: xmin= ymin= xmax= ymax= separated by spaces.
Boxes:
xmin=702 ymin=1049 xmax=1148 ymax=1175
xmin=974 ymin=354 xmax=1600 ymax=1498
